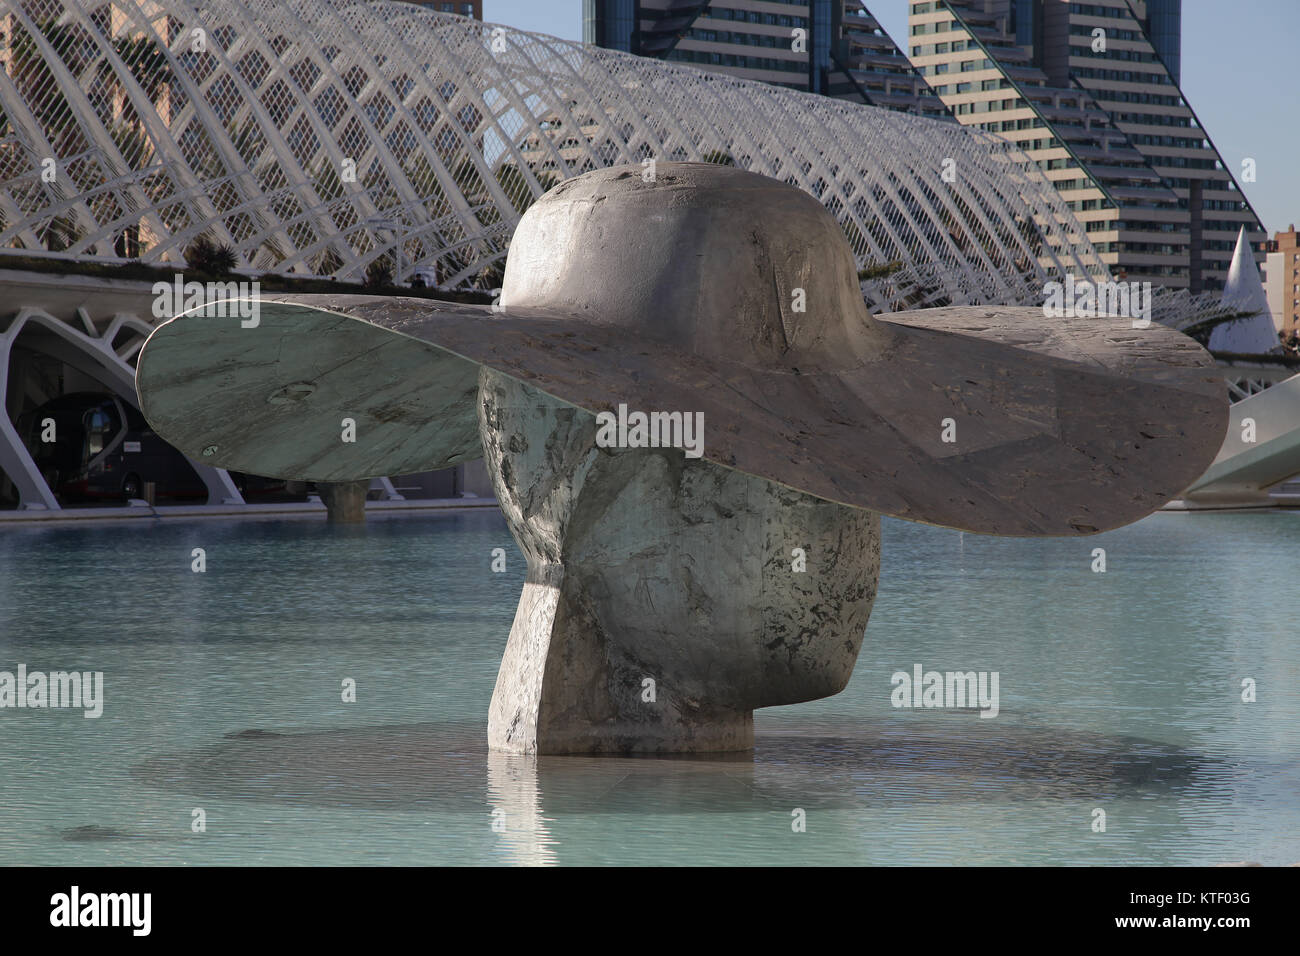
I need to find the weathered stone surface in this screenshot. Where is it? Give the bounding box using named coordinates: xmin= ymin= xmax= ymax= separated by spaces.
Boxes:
xmin=317 ymin=479 xmax=369 ymax=522
xmin=130 ymin=162 xmax=1231 ymax=756
xmin=481 ymin=368 xmax=880 ymax=754
xmin=135 ymin=300 xmax=483 ymax=482
xmin=134 ymin=166 xmax=1227 ymax=536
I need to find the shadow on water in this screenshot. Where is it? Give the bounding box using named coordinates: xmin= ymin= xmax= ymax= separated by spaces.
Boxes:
xmin=131 ymin=713 xmax=1234 ymax=816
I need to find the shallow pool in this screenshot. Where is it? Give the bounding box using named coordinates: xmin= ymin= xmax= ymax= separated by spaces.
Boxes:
xmin=0 ymin=509 xmax=1295 ymax=865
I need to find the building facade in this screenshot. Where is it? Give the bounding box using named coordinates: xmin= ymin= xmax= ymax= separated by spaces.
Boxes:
xmin=1264 ymin=226 xmax=1299 ymax=338
xmin=584 ymin=1 xmax=949 ymax=117
xmin=907 ymin=0 xmax=1263 ymax=292
xmin=584 ymin=1 xmax=1266 ymax=294
xmin=404 ymin=1 xmax=481 ymax=19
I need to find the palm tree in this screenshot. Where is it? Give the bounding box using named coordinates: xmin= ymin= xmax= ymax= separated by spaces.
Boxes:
xmin=365 ymin=256 xmax=394 ymax=288
xmin=7 ymin=19 xmax=90 ymax=158
xmin=313 ymin=247 xmax=345 ymax=277
xmin=105 ymin=34 xmax=170 ymax=103
xmin=42 ymin=213 xmax=84 ymax=253
xmin=185 ymin=234 xmax=239 ymax=275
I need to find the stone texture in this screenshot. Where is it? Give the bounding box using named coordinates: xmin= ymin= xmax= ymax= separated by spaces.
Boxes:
xmin=130 ymin=162 xmax=1231 ymax=756
xmin=317 ymin=479 xmax=369 ymax=522
xmin=135 ymin=160 xmax=1227 ymax=536
xmin=135 ymin=300 xmax=483 ymax=483
xmin=480 ymin=368 xmax=880 ymax=755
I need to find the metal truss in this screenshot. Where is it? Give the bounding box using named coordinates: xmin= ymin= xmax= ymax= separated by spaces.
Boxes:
xmin=0 ymin=0 xmax=1114 ymax=308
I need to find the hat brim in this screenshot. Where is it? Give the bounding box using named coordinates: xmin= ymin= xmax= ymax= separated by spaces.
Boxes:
xmin=136 ymin=294 xmax=1226 ymax=536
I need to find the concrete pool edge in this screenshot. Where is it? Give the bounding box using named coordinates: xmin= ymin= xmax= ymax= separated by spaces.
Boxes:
xmin=0 ymin=496 xmax=500 ymax=525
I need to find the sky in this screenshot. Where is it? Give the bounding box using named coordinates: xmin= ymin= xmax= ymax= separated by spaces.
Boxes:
xmin=481 ymin=1 xmax=1299 ymax=235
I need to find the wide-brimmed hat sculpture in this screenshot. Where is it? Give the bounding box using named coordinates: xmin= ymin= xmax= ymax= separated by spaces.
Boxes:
xmin=137 ymin=163 xmax=1227 ymax=755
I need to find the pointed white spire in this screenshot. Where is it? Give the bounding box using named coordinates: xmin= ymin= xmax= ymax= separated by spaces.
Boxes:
xmin=1209 ymin=227 xmax=1278 ymax=354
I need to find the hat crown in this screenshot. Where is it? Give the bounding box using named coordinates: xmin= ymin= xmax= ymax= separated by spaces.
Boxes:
xmin=500 ymin=163 xmax=889 ymax=369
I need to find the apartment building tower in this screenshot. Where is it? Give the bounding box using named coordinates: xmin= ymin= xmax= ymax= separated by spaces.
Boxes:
xmin=584 ymin=1 xmax=950 ymax=118
xmin=908 ymin=0 xmax=1263 ymax=291
xmin=405 ymin=1 xmax=482 ymax=18
xmin=1264 ymin=226 xmax=1300 ymax=338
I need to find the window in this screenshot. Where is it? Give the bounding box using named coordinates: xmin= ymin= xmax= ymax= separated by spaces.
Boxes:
xmin=84 ymin=409 xmax=111 ymax=457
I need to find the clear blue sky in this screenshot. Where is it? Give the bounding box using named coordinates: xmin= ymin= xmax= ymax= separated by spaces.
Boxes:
xmin=482 ymin=1 xmax=1298 ymax=235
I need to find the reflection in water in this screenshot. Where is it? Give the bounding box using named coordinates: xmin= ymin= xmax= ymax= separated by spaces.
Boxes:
xmin=486 ymin=753 xmax=558 ymax=867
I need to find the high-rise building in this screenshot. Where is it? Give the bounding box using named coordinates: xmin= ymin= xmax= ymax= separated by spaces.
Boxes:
xmin=907 ymin=0 xmax=1263 ymax=292
xmin=405 ymin=1 xmax=482 ymax=19
xmin=832 ymin=2 xmax=952 ymax=117
xmin=583 ymin=1 xmax=950 ymax=118
xmin=584 ymin=3 xmax=1263 ymax=292
xmin=1263 ymin=226 xmax=1300 ymax=338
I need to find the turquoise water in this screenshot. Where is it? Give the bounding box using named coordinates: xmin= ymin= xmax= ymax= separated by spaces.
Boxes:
xmin=0 ymin=509 xmax=1296 ymax=866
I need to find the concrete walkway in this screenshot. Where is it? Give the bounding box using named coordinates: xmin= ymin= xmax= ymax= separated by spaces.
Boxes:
xmin=1180 ymin=372 xmax=1300 ymax=507
xmin=0 ymin=496 xmax=498 ymax=524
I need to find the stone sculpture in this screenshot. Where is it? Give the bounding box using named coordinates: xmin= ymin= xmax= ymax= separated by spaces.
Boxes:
xmin=136 ymin=163 xmax=1227 ymax=754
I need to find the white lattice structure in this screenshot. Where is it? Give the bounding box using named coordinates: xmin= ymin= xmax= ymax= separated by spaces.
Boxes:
xmin=0 ymin=0 xmax=1113 ymax=309
xmin=0 ymin=301 xmax=242 ymax=509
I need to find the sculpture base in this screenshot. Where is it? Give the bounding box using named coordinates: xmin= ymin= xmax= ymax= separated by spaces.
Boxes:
xmin=318 ymin=480 xmax=368 ymax=522
xmin=488 ymin=566 xmax=756 ymax=755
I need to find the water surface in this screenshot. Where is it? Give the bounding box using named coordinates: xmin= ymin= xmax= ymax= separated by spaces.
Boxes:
xmin=0 ymin=510 xmax=1295 ymax=865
